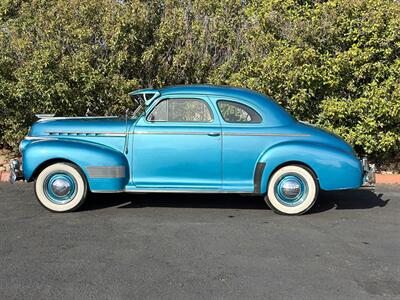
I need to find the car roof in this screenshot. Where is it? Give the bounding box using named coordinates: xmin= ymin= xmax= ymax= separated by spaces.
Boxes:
xmin=131 ymin=84 xmax=271 ymax=107
xmin=160 ymin=85 xmax=266 ymax=104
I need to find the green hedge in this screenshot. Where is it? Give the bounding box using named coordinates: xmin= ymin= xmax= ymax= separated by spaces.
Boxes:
xmin=1 ymin=0 xmax=399 ymax=160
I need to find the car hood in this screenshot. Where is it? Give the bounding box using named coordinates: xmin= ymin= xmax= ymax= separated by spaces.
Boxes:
xmin=29 ymin=117 xmax=136 ymax=137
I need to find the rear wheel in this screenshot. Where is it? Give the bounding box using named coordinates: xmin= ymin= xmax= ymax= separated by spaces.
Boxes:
xmin=34 ymin=162 xmax=88 ymax=212
xmin=265 ymin=165 xmax=318 ymax=215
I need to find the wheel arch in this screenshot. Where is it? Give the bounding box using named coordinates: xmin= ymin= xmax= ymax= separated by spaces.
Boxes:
xmin=254 ymin=160 xmax=319 ymax=195
xmin=29 ymin=158 xmax=83 ymax=182
xmin=256 ymin=140 xmax=363 ymax=193
xmin=22 ymin=139 xmax=130 ymax=192
xmin=268 ymin=160 xmax=319 ymax=184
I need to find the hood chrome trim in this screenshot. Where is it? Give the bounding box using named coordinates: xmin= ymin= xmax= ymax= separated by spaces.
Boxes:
xmin=45 ymin=131 xmax=125 ymax=137
xmin=36 ymin=116 xmax=119 ymax=122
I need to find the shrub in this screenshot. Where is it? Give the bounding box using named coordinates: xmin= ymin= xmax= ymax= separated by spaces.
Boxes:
xmin=0 ymin=0 xmax=399 ymax=161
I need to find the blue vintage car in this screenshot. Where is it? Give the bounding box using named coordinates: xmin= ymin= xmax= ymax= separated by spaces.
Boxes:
xmin=10 ymin=85 xmax=375 ymax=214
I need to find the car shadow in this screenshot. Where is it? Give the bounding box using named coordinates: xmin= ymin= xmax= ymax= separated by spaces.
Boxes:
xmin=309 ymin=189 xmax=390 ymax=214
xmin=82 ymin=189 xmax=389 ymax=213
xmin=83 ymin=192 xmax=267 ymax=210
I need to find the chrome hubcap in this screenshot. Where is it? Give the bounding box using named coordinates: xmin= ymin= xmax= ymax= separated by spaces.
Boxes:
xmin=281 ymin=179 xmax=301 ymax=199
xmin=275 ymin=174 xmax=308 ymax=207
xmin=51 ymin=178 xmax=72 ymax=197
xmin=44 ymin=173 xmax=77 ymax=205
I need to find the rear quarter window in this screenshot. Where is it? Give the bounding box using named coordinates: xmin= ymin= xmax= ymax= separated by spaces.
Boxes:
xmin=217 ymin=100 xmax=262 ymax=123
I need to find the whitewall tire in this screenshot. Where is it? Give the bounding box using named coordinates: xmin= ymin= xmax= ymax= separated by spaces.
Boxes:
xmin=34 ymin=162 xmax=88 ymax=212
xmin=265 ymin=165 xmax=319 ymax=215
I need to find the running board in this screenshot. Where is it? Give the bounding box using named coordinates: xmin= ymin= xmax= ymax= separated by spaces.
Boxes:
xmin=91 ymin=189 xmax=259 ymax=195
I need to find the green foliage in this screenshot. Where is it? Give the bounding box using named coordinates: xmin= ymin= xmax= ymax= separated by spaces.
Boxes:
xmin=0 ymin=0 xmax=399 ymax=160
xmin=0 ymin=0 xmax=158 ymax=149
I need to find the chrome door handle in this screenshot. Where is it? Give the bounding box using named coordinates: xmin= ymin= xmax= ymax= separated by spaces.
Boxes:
xmin=208 ymin=132 xmax=220 ymax=137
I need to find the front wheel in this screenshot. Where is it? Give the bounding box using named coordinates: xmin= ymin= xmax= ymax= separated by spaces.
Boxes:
xmin=34 ymin=162 xmax=88 ymax=212
xmin=265 ymin=165 xmax=319 ymax=215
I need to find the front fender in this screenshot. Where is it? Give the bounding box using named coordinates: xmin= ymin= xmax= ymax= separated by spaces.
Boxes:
xmin=23 ymin=139 xmax=129 ymax=191
xmin=258 ymin=141 xmax=363 ymax=192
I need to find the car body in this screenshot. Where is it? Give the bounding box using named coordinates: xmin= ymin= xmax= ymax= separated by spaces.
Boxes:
xmin=11 ymin=85 xmax=375 ymax=214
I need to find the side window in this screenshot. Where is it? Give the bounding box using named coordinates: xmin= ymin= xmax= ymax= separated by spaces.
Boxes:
xmin=217 ymin=100 xmax=262 ymax=123
xmin=148 ymin=98 xmax=213 ymax=122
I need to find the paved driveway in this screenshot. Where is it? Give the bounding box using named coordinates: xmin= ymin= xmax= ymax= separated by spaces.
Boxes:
xmin=0 ymin=183 xmax=399 ymax=299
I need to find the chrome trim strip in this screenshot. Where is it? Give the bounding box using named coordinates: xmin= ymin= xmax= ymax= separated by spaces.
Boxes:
xmin=37 ymin=116 xmax=119 ymax=123
xmin=36 ymin=114 xmax=55 ymax=119
xmin=45 ymin=131 xmax=126 ymax=137
xmin=134 ymin=131 xmax=211 ymax=135
xmin=254 ymin=162 xmax=266 ymax=193
xmin=24 ymin=136 xmax=57 ymax=140
xmin=223 ymin=133 xmax=311 ymax=137
xmin=128 ymin=190 xmax=255 ymax=194
xmin=86 ymin=166 xmax=126 ymax=178
xmin=134 ymin=131 xmax=309 ymax=137
xmin=130 ymin=131 xmax=310 ymax=136
xmin=42 ymin=131 xmax=309 ymax=137
xmin=91 ymin=189 xmax=125 ymax=193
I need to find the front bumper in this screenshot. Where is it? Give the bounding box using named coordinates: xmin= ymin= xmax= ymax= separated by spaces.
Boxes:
xmin=361 ymin=157 xmax=376 ymax=189
xmin=9 ymin=159 xmax=23 ymax=184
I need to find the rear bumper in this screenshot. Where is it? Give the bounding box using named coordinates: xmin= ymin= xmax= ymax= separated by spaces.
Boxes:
xmin=9 ymin=159 xmax=23 ymax=184
xmin=360 ymin=157 xmax=376 ymax=190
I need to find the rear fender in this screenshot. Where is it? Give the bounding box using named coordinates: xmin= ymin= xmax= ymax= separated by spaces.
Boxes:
xmin=257 ymin=141 xmax=363 ymax=193
xmin=23 ymin=139 xmax=129 ymax=191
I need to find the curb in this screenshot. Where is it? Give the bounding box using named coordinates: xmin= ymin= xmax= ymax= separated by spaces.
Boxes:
xmin=376 ymin=173 xmax=400 ymax=185
xmin=0 ymin=171 xmax=10 ymax=182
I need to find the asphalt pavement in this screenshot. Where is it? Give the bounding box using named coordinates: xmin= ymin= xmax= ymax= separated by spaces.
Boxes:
xmin=0 ymin=183 xmax=399 ymax=299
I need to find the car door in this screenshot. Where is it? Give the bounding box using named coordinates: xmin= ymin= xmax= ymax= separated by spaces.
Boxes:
xmin=209 ymin=96 xmax=268 ymax=192
xmin=132 ymin=95 xmax=222 ymax=190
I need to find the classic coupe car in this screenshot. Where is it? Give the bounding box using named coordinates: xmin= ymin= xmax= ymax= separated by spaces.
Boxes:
xmin=10 ymin=85 xmax=375 ymax=215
